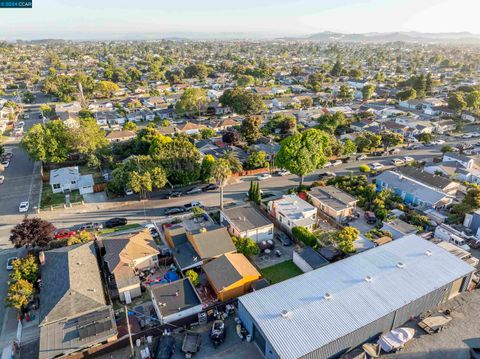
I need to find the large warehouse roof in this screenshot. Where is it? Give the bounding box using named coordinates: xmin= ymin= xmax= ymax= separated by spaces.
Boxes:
xmin=239 ymin=234 xmax=474 ymax=359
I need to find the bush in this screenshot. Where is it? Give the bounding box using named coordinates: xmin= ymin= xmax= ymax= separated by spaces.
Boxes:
xmin=292 ymin=226 xmax=317 ymax=247
xmin=185 ymin=270 xmax=199 ymax=286
xmin=359 ymin=164 xmax=371 ymax=173
xmin=232 ymin=236 xmax=260 ymax=256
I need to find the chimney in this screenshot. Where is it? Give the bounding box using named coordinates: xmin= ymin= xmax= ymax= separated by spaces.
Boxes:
xmin=39 ymin=251 xmax=46 ymax=266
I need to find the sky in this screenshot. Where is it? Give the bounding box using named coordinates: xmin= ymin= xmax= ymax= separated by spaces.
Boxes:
xmin=0 ymin=0 xmax=479 ymax=40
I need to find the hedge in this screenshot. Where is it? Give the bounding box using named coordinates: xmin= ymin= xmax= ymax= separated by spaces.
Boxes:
xmin=292 ymin=226 xmax=317 ymax=247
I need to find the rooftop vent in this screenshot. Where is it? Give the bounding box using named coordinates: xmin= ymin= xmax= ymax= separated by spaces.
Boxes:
xmin=425 ymin=250 xmax=433 ymax=256
xmin=324 ymin=292 xmax=333 ymax=300
xmin=396 ymin=261 xmax=405 ymax=269
xmin=280 ymin=310 xmax=290 ymax=318
xmin=364 ymin=275 xmax=373 ymax=283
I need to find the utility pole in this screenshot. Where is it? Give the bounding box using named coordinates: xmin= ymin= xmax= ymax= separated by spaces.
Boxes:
xmin=124 ymin=306 xmax=135 ymax=358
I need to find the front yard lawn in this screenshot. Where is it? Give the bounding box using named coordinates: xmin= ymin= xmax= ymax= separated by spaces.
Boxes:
xmin=98 ymin=223 xmax=142 ymax=235
xmin=40 ymin=183 xmax=66 ymax=209
xmin=260 ymin=260 xmax=303 ymax=285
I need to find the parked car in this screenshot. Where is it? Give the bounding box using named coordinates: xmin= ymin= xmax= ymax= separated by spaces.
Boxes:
xmin=184 ymin=201 xmax=204 ymax=211
xmin=403 ymin=156 xmax=414 ymax=163
xmin=256 ymin=173 xmax=272 ymax=181
xmin=186 ymin=187 xmax=202 ymax=195
xmin=277 ymin=169 xmax=291 ymax=176
xmin=1 ymin=160 xmax=10 ymax=168
xmin=323 ymin=162 xmax=332 ymax=168
xmin=2 ymin=151 xmax=13 ymax=160
xmin=124 ymin=188 xmax=134 ymax=196
xmin=164 ymin=207 xmax=186 ymax=216
xmin=15 ymin=121 xmax=25 ymax=128
xmin=202 ymin=183 xmax=218 ymax=192
xmin=365 ymin=211 xmax=377 ymax=224
xmin=0 ymin=176 xmax=4 ymax=184
xmin=54 ymin=229 xmax=76 ymax=239
xmin=391 ymin=158 xmax=405 ymax=166
xmin=144 ymin=223 xmax=160 ymax=238
xmin=104 ymin=217 xmax=128 ymax=228
xmin=331 ymin=160 xmax=343 ymax=167
xmin=210 ymin=320 xmax=226 ymax=347
xmin=18 ymin=201 xmax=29 ymax=213
xmin=371 ymin=162 xmax=384 ymax=170
xmin=77 ymin=222 xmax=103 ymax=231
xmin=319 ymin=171 xmax=336 ymax=179
xmin=275 ymin=232 xmax=292 ymax=246
xmin=356 ymin=154 xmax=367 ymax=161
xmin=166 ymin=191 xmax=182 ymax=199
xmin=6 ymin=257 xmax=17 ymax=271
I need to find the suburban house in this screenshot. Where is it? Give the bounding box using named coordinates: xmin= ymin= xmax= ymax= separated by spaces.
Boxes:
xmin=395 ymin=166 xmax=460 ymax=196
xmin=376 ymin=170 xmax=453 ymax=209
xmin=424 ymin=152 xmax=480 ymax=183
xmin=268 ymin=195 xmax=317 ymax=233
xmin=381 ymin=218 xmax=418 ymax=239
xmin=238 ymin=235 xmax=474 ymax=359
xmin=307 ymin=186 xmax=358 ymax=222
xmin=293 ymin=246 xmax=329 ymax=273
xmin=442 ymin=152 xmax=475 ymax=169
xmin=177 ymin=122 xmax=207 ymax=135
xmin=38 ymin=243 xmax=118 ymax=359
xmin=202 ymin=253 xmax=262 ymax=301
xmin=220 ymin=204 xmax=274 ymax=242
xmin=101 ymin=229 xmax=159 ymax=303
xmin=150 ymin=278 xmax=203 ymax=324
xmin=106 ymin=130 xmax=136 ymax=143
xmin=210 ymin=117 xmax=240 ymax=132
xmin=49 ymin=166 xmax=94 ymax=195
xmin=94 ymin=110 xmax=125 ymax=126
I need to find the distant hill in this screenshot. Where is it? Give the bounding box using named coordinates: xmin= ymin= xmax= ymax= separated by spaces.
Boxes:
xmin=304 ymin=31 xmax=480 ymax=43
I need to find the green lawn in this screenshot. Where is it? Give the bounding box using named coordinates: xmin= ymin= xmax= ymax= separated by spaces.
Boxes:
xmin=40 ymin=183 xmax=67 ymax=209
xmin=98 ymin=223 xmax=142 ymax=235
xmin=260 ymin=260 xmax=303 ymax=285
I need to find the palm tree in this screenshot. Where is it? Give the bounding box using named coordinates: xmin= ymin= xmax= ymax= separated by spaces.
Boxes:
xmin=212 ymin=158 xmax=232 ymax=210
xmin=222 ymin=149 xmax=243 ymax=174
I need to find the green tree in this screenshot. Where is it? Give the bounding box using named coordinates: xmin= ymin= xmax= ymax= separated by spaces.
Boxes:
xmin=335 ymin=227 xmax=359 ymax=254
xmin=10 ymin=255 xmax=39 ymax=283
xmin=73 ymin=118 xmax=108 ymax=156
xmin=22 ymin=91 xmax=35 ymax=104
xmin=200 ymin=128 xmax=216 ymax=139
xmin=6 ymin=279 xmax=33 ymax=311
xmin=448 ymin=92 xmax=466 ymax=113
xmin=292 ymin=226 xmax=317 ymax=247
xmin=339 ymin=85 xmax=353 ymax=101
xmin=417 ymin=133 xmax=432 ymax=144
xmin=212 ymin=158 xmax=231 ymax=210
xmin=330 ymin=60 xmax=343 ymax=77
xmin=200 ymin=154 xmax=215 ymax=182
xmin=441 ymin=145 xmax=454 ymax=153
xmin=380 ymin=131 xmax=404 ymax=150
xmin=362 ymin=84 xmax=375 ymax=100
xmin=240 ymin=115 xmax=262 ymax=144
xmin=349 ymin=68 xmax=363 ymax=79
xmin=276 ymin=129 xmax=329 ymax=186
xmin=354 ymin=132 xmax=382 ymax=152
xmin=397 ymin=87 xmax=417 ymax=101
xmin=222 ymin=149 xmax=243 ymax=173
xmin=184 ymin=63 xmax=209 ymax=80
xmin=465 ymin=91 xmax=480 ymax=110
xmin=219 ymin=88 xmax=265 ymax=115
xmin=232 ymin=236 xmax=259 ymax=256
xmin=123 ymin=121 xmax=138 ymax=132
xmin=317 ymin=112 xmax=347 ymax=134
xmin=343 ymin=139 xmax=357 ymax=155
xmin=426 ymin=73 xmax=433 ymax=94
xmin=359 ymin=164 xmax=371 ymax=173
xmin=129 ymin=171 xmax=153 ymax=197
xmin=175 ymin=88 xmax=208 ymax=116
xmin=244 ymin=151 xmax=269 ymax=170
xmin=236 ymin=75 xmax=255 ymax=87
xmin=185 ymin=270 xmax=199 ymax=286
xmin=96 ymin=80 xmax=119 ymax=97
xmin=300 ymin=97 xmax=313 ymax=108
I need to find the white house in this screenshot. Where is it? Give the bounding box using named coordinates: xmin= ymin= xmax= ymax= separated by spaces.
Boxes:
xmin=49 ymin=166 xmax=94 ymax=195
xmin=267 ymin=194 xmax=317 ymax=233
xmin=220 ymin=204 xmax=274 ymax=243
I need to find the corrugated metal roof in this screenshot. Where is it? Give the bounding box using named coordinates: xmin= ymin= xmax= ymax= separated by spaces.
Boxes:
xmin=239 ymin=234 xmax=474 ymax=359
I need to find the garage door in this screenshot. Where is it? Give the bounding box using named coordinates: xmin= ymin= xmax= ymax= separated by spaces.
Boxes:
xmin=449 ymin=277 xmax=464 ymax=300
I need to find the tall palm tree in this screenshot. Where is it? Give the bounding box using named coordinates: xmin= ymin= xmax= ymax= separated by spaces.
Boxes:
xmin=212 ymin=158 xmax=232 ymax=210
xmin=222 ymin=149 xmax=243 ymax=174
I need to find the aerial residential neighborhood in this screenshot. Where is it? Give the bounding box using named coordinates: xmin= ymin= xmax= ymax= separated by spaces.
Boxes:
xmin=1 ymin=1 xmax=480 ymax=359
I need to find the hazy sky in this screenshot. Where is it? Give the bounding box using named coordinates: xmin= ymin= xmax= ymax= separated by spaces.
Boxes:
xmin=0 ymin=0 xmax=479 ymax=39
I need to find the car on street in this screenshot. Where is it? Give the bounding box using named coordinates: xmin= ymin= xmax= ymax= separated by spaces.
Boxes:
xmin=202 ymin=183 xmax=218 ymax=192
xmin=462 ymin=133 xmax=473 ymax=139
xmin=256 ymin=173 xmax=272 ymax=181
xmin=277 ymin=169 xmax=291 ymax=176
xmin=275 ymin=232 xmax=292 ymax=246
xmin=331 ymin=160 xmax=343 ymax=167
xmin=403 ymin=156 xmax=414 ymax=163
xmin=1 ymin=160 xmax=10 ymax=168
xmin=319 ymin=171 xmax=336 ymax=179
xmin=6 ymin=257 xmax=17 ymax=271
xmin=323 ymin=162 xmax=332 ymax=168
xmin=18 ymin=201 xmax=29 ymax=213
xmin=391 ymin=158 xmax=405 ymax=166
xmin=54 ymin=229 xmax=76 ymax=239
xmin=356 ymin=154 xmax=367 ymax=161
xmin=15 ymin=121 xmax=25 ymax=128
xmin=0 ymin=176 xmax=4 ymax=184
xmin=184 ymin=201 xmax=204 ymax=211
xmin=186 ymin=187 xmax=202 ymax=195
xmin=104 ymin=217 xmax=128 ymax=228
xmin=371 ymin=162 xmax=384 ymax=170
xmin=432 ymin=140 xmax=446 ymax=145
xmin=77 ymin=222 xmax=103 ymax=231
xmin=2 ymin=151 xmax=13 ymax=160
xmin=125 ymin=188 xmax=134 ymax=196
xmin=166 ymin=191 xmax=182 ymax=199
xmin=164 ymin=207 xmax=186 ymax=216
xmin=23 ymin=114 xmax=29 ymax=119
xmin=388 ymin=148 xmax=401 ymax=154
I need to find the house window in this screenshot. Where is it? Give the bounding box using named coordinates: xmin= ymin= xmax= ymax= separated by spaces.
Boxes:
xmin=53 ymin=183 xmax=61 ymax=190
xmin=71 ymin=180 xmax=76 ymax=185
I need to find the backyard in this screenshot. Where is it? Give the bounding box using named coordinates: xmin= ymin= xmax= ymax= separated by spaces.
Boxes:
xmin=260 ymin=260 xmax=303 ymax=284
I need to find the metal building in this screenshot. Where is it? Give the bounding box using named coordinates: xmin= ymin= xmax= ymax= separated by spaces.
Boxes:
xmin=238 ymin=234 xmax=474 ymax=359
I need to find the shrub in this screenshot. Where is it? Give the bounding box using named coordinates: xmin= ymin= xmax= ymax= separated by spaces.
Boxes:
xmin=232 ymin=236 xmax=260 ymax=256
xmin=359 ymin=164 xmax=371 ymax=173
xmin=185 ymin=270 xmax=199 ymax=286
xmin=292 ymin=226 xmax=317 ymax=247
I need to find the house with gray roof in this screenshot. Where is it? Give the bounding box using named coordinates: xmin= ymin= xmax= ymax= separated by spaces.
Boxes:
xmin=307 ymin=186 xmax=358 ymax=222
xmin=395 ymin=166 xmax=459 ymax=195
xmin=220 ymin=203 xmax=274 ymax=242
xmin=376 ymin=170 xmax=453 ymax=209
xmin=38 ymin=243 xmax=117 ymax=359
xmin=49 ymin=166 xmax=94 ymax=195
